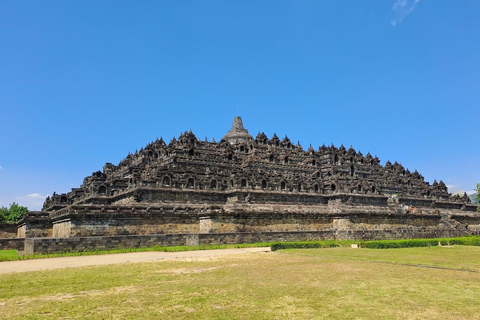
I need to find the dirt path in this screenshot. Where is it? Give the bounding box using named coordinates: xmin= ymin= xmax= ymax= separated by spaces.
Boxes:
xmin=0 ymin=247 xmax=271 ymax=274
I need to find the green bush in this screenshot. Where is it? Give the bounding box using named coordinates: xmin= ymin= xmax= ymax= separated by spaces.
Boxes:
xmin=270 ymin=236 xmax=480 ymax=251
xmin=363 ymin=236 xmax=480 ymax=249
xmin=363 ymin=239 xmax=439 ymax=249
xmin=449 ymin=236 xmax=480 ymax=246
xmin=271 ymin=240 xmax=357 ymax=251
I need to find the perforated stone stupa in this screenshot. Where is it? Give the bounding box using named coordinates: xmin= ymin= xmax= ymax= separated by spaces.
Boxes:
xmin=15 ymin=117 xmax=479 ymax=253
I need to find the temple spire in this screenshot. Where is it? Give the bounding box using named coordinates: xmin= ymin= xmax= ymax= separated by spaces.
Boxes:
xmin=222 ymin=116 xmax=253 ymax=144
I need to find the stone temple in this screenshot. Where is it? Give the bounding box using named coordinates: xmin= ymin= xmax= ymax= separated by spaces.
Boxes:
xmin=9 ymin=117 xmax=479 ymax=253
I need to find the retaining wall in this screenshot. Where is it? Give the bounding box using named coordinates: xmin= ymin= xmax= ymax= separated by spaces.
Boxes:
xmin=0 ymin=223 xmax=18 ymax=238
xmin=0 ymin=238 xmax=25 ymax=251
xmin=23 ymin=227 xmax=472 ymax=254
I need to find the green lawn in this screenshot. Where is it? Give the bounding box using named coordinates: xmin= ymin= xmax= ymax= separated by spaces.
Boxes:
xmin=0 ymin=250 xmax=17 ymax=261
xmin=282 ymin=245 xmax=480 ymax=272
xmin=1 ymin=246 xmax=480 ymax=319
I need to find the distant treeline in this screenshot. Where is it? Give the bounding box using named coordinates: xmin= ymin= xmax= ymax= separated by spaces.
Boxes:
xmin=0 ymin=202 xmax=28 ymax=223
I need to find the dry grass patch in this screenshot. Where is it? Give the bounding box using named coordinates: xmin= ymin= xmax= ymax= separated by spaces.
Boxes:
xmin=1 ymin=248 xmax=480 ymax=319
xmin=283 ymin=245 xmax=480 ymax=271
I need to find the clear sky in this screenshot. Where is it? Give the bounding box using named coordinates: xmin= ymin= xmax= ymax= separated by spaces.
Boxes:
xmin=1 ymin=1 xmax=479 ymax=210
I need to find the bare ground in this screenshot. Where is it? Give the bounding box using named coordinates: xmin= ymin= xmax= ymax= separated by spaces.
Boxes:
xmin=0 ymin=247 xmax=271 ymax=274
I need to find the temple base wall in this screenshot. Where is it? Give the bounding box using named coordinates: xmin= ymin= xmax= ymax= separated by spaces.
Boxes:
xmin=24 ymin=228 xmax=473 ymax=254
xmin=0 ymin=223 xmax=18 ymax=238
xmin=52 ymin=214 xmax=201 ymax=237
xmin=0 ymin=238 xmax=25 ymax=251
xmin=9 ymin=202 xmax=479 ymax=254
xmin=16 ymin=212 xmax=53 ymax=238
xmin=47 ymin=207 xmax=456 ymax=238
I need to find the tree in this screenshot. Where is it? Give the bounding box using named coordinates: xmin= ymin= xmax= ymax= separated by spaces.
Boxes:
xmin=0 ymin=202 xmax=28 ymax=223
xmin=0 ymin=206 xmax=8 ymax=223
xmin=476 ymin=183 xmax=480 ymax=211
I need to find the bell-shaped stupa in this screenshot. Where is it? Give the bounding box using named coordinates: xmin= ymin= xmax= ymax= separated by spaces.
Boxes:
xmin=222 ymin=116 xmax=253 ymax=144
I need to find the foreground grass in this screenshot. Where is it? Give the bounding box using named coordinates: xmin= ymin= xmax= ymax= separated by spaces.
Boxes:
xmin=0 ymin=242 xmax=273 ymax=262
xmin=281 ymin=245 xmax=480 ymax=272
xmin=0 ymin=250 xmax=17 ymax=261
xmin=1 ymin=246 xmax=480 ymax=319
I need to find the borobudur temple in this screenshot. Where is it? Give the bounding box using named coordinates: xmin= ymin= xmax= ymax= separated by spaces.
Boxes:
xmin=14 ymin=117 xmax=480 ymax=253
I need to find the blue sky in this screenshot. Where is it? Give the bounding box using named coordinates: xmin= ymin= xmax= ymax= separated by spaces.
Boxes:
xmin=1 ymin=1 xmax=479 ymax=210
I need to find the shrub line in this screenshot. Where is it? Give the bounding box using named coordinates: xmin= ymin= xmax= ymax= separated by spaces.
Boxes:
xmin=270 ymin=236 xmax=480 ymax=251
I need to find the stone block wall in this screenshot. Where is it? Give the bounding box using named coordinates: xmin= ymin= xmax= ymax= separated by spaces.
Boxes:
xmin=0 ymin=223 xmax=18 ymax=238
xmin=17 ymin=225 xmax=26 ymax=238
xmin=45 ymin=203 xmax=478 ymax=239
xmin=348 ymin=213 xmax=441 ymax=228
xmin=52 ymin=212 xmax=200 ymax=237
xmin=334 ymin=228 xmax=471 ymax=241
xmin=197 ymin=230 xmax=335 ymax=245
xmin=451 ymin=214 xmax=480 ymax=225
xmin=208 ymin=214 xmax=334 ymax=233
xmin=0 ymin=238 xmax=25 ymax=251
xmin=16 ymin=212 xmax=53 ymax=238
xmin=23 ymin=227 xmax=473 ymax=254
xmin=24 ymin=231 xmax=338 ymax=254
xmin=24 ymin=233 xmax=188 ymax=254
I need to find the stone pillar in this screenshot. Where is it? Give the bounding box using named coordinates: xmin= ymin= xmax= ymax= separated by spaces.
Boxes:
xmin=333 ymin=217 xmax=352 ymax=240
xmin=199 ymin=217 xmax=213 ymax=233
xmin=17 ymin=212 xmax=53 ymax=238
xmin=186 ymin=234 xmax=199 ymax=246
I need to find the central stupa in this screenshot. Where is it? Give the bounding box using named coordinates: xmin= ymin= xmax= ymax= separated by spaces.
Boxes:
xmin=222 ymin=116 xmax=253 ymax=144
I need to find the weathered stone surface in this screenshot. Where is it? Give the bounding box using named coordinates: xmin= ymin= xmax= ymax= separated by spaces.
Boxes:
xmin=222 ymin=116 xmax=253 ymax=144
xmin=0 ymin=223 xmax=18 ymax=238
xmin=25 ymin=228 xmax=477 ymax=255
xmin=0 ymin=238 xmax=24 ymax=251
xmin=16 ymin=212 xmax=52 ymax=238
xmin=42 ymin=117 xmax=473 ymax=210
xmin=8 ymin=117 xmax=479 ymax=253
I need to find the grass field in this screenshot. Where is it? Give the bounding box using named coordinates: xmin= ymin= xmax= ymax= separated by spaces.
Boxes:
xmin=0 ymin=250 xmax=17 ymax=261
xmin=1 ymin=246 xmax=480 ymax=319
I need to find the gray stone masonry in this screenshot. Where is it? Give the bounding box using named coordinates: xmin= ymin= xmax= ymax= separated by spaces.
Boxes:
xmin=4 ymin=117 xmax=478 ymax=254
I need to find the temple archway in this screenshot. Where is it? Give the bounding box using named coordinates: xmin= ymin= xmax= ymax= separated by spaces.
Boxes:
xmin=241 ymin=179 xmax=247 ymax=188
xmin=99 ymin=186 xmax=106 ymax=194
xmin=162 ymin=176 xmax=170 ymax=187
